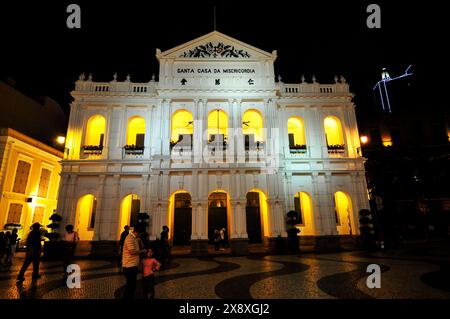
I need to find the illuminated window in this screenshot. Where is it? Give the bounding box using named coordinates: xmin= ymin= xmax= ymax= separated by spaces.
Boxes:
xmin=324 ymin=116 xmax=345 ymax=152
xmin=208 ymin=192 xmax=227 ymax=208
xmin=7 ymin=203 xmax=23 ymax=224
xmin=288 ymin=117 xmax=306 ymax=149
xmin=37 ymin=168 xmax=52 ymax=198
xmin=126 ymin=116 xmax=146 ymax=146
xmin=85 ymin=115 xmax=106 ymax=146
xmin=33 ymin=206 xmax=46 ymax=224
xmin=324 ymin=116 xmax=344 ymax=146
xmin=12 ymin=160 xmax=31 ymax=194
xmin=242 ymin=109 xmax=264 ymax=141
xmin=171 ymin=110 xmax=193 ymax=144
xmin=208 ymin=110 xmax=228 ymax=141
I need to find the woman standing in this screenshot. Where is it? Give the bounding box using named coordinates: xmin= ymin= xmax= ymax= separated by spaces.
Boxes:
xmin=63 ymin=224 xmax=79 ymax=277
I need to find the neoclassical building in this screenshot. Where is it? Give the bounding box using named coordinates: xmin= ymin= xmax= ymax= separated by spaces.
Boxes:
xmin=57 ymin=31 xmax=369 ymax=254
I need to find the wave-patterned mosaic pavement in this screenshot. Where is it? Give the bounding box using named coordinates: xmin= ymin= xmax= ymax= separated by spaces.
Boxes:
xmin=1 ymin=251 xmax=449 ymax=299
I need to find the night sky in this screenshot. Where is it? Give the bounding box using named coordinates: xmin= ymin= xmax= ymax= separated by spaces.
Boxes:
xmin=0 ymin=0 xmax=447 ymax=122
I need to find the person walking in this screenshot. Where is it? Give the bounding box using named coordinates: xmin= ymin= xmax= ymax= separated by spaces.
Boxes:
xmin=122 ymin=224 xmax=146 ymax=299
xmin=118 ymin=225 xmax=130 ymax=266
xmin=63 ymin=224 xmax=79 ymax=276
xmin=0 ymin=232 xmax=6 ymax=267
xmin=214 ymin=229 xmax=221 ymax=251
xmin=159 ymin=226 xmax=170 ymax=264
xmin=9 ymin=229 xmax=18 ymax=263
xmin=17 ymin=223 xmax=43 ymax=282
xmin=3 ymin=232 xmax=12 ymax=265
xmin=141 ymin=248 xmax=161 ymax=299
xmin=219 ymin=228 xmax=227 ymax=250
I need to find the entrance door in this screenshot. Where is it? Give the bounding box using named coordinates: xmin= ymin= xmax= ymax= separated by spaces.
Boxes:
xmin=173 ymin=193 xmax=192 ymax=246
xmin=246 ymin=192 xmax=262 ymax=243
xmin=208 ymin=192 xmax=228 ymax=244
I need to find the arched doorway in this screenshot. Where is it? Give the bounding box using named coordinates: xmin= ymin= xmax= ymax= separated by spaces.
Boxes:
xmin=246 ymin=192 xmax=262 ymax=243
xmin=172 ymin=192 xmax=192 ymax=246
xmin=119 ymin=194 xmax=140 ymax=237
xmin=75 ymin=194 xmax=97 ymax=240
xmin=293 ymin=192 xmax=315 ymax=235
xmin=208 ymin=191 xmax=229 ymax=244
xmin=334 ymin=191 xmax=355 ymax=235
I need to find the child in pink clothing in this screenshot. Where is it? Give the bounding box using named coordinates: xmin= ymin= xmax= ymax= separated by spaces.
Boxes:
xmin=141 ymin=249 xmax=161 ymax=299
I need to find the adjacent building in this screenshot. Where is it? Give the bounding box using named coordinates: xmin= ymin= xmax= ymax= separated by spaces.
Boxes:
xmin=0 ymin=128 xmax=63 ymax=239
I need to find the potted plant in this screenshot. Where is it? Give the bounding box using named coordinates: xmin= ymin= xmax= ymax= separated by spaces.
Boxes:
xmin=43 ymin=212 xmax=65 ymax=260
xmin=136 ymin=212 xmax=150 ymax=247
xmin=286 ymin=210 xmax=300 ymax=253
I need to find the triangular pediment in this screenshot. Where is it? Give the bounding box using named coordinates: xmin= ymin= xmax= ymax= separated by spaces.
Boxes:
xmin=157 ymin=31 xmax=276 ymax=60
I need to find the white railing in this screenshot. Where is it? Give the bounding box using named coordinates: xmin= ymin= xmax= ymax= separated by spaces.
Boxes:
xmin=279 ymin=83 xmax=350 ymax=95
xmin=74 ymin=80 xmax=157 ymax=95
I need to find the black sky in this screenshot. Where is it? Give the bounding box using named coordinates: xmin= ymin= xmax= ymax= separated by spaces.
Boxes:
xmin=0 ymin=0 xmax=448 ymax=121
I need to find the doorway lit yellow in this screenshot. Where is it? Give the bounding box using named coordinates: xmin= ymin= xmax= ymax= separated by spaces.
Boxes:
xmin=119 ymin=194 xmax=140 ymax=238
xmin=294 ymin=192 xmax=314 ymax=235
xmin=324 ymin=116 xmax=344 ymax=145
xmin=248 ymin=189 xmax=269 ymax=238
xmin=85 ymin=115 xmax=106 ymax=146
xmin=168 ymin=190 xmax=190 ymax=240
xmin=75 ymin=194 xmax=96 ymax=240
xmin=334 ymin=191 xmax=355 ymax=235
xmin=126 ymin=116 xmax=146 ymax=145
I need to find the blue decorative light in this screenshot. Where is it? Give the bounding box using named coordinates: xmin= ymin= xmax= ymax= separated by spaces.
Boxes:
xmin=373 ymin=65 xmax=413 ymax=113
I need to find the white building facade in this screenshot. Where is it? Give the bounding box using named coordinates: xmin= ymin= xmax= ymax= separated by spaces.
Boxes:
xmin=57 ymin=32 xmax=369 ymax=254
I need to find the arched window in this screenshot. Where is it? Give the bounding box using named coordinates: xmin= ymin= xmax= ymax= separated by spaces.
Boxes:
xmin=171 ymin=110 xmax=193 ymax=148
xmin=85 ymin=115 xmax=106 ymax=147
xmin=324 ymin=116 xmax=344 ymax=147
xmin=208 ymin=110 xmax=228 ymax=143
xmin=243 ymin=109 xmax=264 ymax=150
xmin=126 ymin=116 xmax=146 ymax=147
xmin=287 ymin=117 xmax=306 ymax=151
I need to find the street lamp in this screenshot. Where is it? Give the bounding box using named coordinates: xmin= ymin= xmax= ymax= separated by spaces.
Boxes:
xmin=56 ymin=136 xmax=66 ymax=145
xmin=360 ymin=135 xmax=369 ymax=145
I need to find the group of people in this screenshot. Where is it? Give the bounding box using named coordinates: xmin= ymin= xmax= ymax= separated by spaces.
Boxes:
xmin=0 ymin=229 xmax=18 ymax=267
xmin=119 ymin=224 xmax=164 ymax=299
xmin=15 ymin=223 xmax=80 ymax=283
xmin=11 ymin=221 xmax=169 ymax=299
xmin=213 ymin=227 xmax=227 ymax=251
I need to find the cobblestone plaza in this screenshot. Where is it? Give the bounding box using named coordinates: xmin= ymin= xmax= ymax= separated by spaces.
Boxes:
xmin=1 ymin=245 xmax=449 ymax=299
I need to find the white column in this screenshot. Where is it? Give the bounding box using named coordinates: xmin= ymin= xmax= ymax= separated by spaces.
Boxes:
xmin=109 ymin=174 xmax=121 ymax=239
xmin=286 ymin=172 xmax=294 ymax=211
xmin=141 ymin=174 xmax=150 ymax=213
xmin=311 ymin=173 xmax=324 ymax=235
xmin=196 ymin=201 xmax=208 ymax=240
xmin=93 ymin=175 xmax=106 ymax=240
xmin=230 ymin=200 xmax=248 ymax=239
xmin=324 ymin=173 xmax=338 ymax=235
